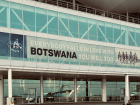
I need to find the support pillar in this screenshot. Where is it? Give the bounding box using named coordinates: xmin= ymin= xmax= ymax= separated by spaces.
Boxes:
xmin=8 ymin=69 xmax=12 ymax=97
xmin=40 ymin=76 xmax=44 ymax=103
xmin=74 ymin=77 xmax=77 ymax=102
xmin=125 ymin=74 xmax=129 ymax=105
xmin=102 ymin=77 xmax=107 ymax=102
xmin=7 ymin=69 xmax=13 ymax=105
xmin=73 ymin=0 xmax=75 ymax=10
xmin=0 ymin=75 xmax=4 ymax=105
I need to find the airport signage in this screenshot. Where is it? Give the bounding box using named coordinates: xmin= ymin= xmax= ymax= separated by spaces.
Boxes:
xmin=0 ymin=32 xmax=140 ymax=68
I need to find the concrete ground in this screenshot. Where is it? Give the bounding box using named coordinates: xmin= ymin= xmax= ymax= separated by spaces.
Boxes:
xmin=17 ymin=101 xmax=140 ymax=105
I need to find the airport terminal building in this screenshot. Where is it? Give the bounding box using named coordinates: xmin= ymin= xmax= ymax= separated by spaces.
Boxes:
xmin=1 ymin=0 xmax=140 ymax=104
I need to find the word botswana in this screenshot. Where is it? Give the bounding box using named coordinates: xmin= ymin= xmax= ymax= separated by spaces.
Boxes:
xmin=31 ymin=47 xmax=77 ymax=59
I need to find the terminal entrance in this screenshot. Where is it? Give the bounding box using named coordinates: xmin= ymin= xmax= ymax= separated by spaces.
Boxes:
xmin=28 ymin=88 xmax=37 ymax=104
xmin=120 ymin=88 xmax=125 ymax=101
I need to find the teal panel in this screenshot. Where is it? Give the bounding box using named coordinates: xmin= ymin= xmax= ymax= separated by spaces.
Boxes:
xmin=135 ymin=50 xmax=140 ymax=69
xmin=59 ymin=12 xmax=69 ymax=37
xmin=48 ymin=39 xmax=59 ymax=63
xmin=136 ymin=29 xmax=140 ymax=47
xmin=88 ymin=19 xmax=97 ymax=41
xmin=23 ymin=5 xmax=35 ymax=31
xmin=114 ymin=24 xmax=121 ymax=44
xmin=122 ymin=26 xmax=128 ymax=45
xmin=48 ymin=10 xmax=58 ymax=35
xmin=36 ymin=7 xmax=47 ymax=33
xmin=114 ymin=47 xmax=122 ymax=68
xmin=69 ymin=41 xmax=79 ymax=65
xmin=79 ymin=17 xmax=88 ymax=39
xmin=106 ymin=47 xmax=114 ymax=67
xmin=59 ymin=40 xmax=69 ymax=64
xmin=89 ymin=44 xmax=97 ymax=66
xmin=129 ymin=27 xmax=135 ymax=46
xmin=97 ymin=45 xmax=106 ymax=67
xmin=0 ymin=1 xmax=9 ymax=27
xmin=97 ymin=21 xmax=105 ymax=42
xmin=79 ymin=43 xmax=89 ymax=66
xmin=24 ymin=36 xmax=36 ymax=62
xmin=0 ymin=32 xmax=10 ymax=60
xmin=10 ymin=2 xmax=22 ymax=30
xmin=69 ymin=14 xmax=78 ymax=38
xmin=106 ymin=22 xmax=113 ymax=43
xmin=36 ymin=37 xmax=48 ymax=62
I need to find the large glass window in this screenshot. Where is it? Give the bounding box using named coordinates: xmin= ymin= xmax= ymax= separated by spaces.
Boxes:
xmin=114 ymin=24 xmax=121 ymax=44
xmin=136 ymin=29 xmax=140 ymax=47
xmin=48 ymin=39 xmax=59 ymax=63
xmin=36 ymin=7 xmax=47 ymax=33
xmin=106 ymin=47 xmax=114 ymax=67
xmin=97 ymin=45 xmax=106 ymax=67
xmin=79 ymin=17 xmax=88 ymax=39
xmin=59 ymin=40 xmax=70 ymax=64
xmin=0 ymin=0 xmax=9 ymax=27
xmin=48 ymin=10 xmax=58 ymax=35
xmin=36 ymin=37 xmax=48 ymax=62
xmin=69 ymin=15 xmax=78 ymax=38
xmin=129 ymin=27 xmax=135 ymax=46
xmin=79 ymin=43 xmax=89 ymax=66
xmin=69 ymin=41 xmax=79 ymax=65
xmin=88 ymin=19 xmax=97 ymax=41
xmin=59 ymin=12 xmax=69 ymax=37
xmin=10 ymin=2 xmax=22 ymax=30
xmin=106 ymin=22 xmax=113 ymax=43
xmin=89 ymin=44 xmax=98 ymax=66
xmin=23 ymin=5 xmax=35 ymax=31
xmin=0 ymin=32 xmax=10 ymax=59
xmin=24 ymin=36 xmax=36 ymax=62
xmin=107 ymin=82 xmax=117 ymax=101
xmin=121 ymin=26 xmax=128 ymax=45
xmin=97 ymin=21 xmax=105 ymax=42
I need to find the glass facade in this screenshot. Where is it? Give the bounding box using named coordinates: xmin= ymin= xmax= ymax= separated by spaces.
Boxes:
xmin=1 ymin=0 xmax=140 ymax=104
xmin=0 ymin=0 xmax=140 ymax=47
xmin=4 ymin=78 xmax=140 ymax=104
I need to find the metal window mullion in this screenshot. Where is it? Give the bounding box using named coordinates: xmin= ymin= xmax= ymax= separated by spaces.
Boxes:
xmin=105 ymin=22 xmax=106 ymax=42
xmin=113 ymin=23 xmax=114 ymax=43
xmin=47 ymin=10 xmax=48 ymax=34
xmin=58 ymin=12 xmax=59 ymax=35
xmin=35 ymin=6 xmax=36 ymax=33
xmin=135 ymin=28 xmax=136 ymax=46
xmin=96 ymin=21 xmax=98 ymax=66
xmin=128 ymin=27 xmax=129 ymax=45
xmin=78 ymin=16 xmax=79 ymax=38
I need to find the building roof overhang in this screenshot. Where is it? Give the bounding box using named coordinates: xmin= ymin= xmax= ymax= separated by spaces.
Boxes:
xmin=76 ymin=0 xmax=140 ymax=13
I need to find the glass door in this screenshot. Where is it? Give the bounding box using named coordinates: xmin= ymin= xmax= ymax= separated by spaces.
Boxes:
xmin=120 ymin=88 xmax=125 ymax=101
xmin=28 ymin=88 xmax=37 ymax=104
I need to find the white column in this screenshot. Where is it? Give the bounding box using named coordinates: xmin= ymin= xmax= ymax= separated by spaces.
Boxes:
xmin=125 ymin=74 xmax=129 ymax=104
xmin=102 ymin=77 xmax=107 ymax=102
xmin=40 ymin=76 xmax=44 ymax=103
xmin=8 ymin=69 xmax=12 ymax=98
xmin=0 ymin=75 xmax=4 ymax=105
xmin=73 ymin=0 xmax=75 ymax=10
xmin=74 ymin=77 xmax=77 ymax=102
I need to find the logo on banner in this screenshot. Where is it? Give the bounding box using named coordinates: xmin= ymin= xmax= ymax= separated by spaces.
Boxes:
xmin=7 ymin=39 xmax=23 ymax=52
xmin=118 ymin=51 xmax=140 ymax=65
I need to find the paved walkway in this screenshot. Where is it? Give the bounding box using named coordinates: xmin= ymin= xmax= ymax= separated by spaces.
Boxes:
xmin=17 ymin=101 xmax=140 ymax=105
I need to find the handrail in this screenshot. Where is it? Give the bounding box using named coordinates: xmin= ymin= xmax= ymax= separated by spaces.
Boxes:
xmin=34 ymin=0 xmax=140 ymax=25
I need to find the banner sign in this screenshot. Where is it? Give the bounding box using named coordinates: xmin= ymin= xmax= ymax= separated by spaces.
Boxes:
xmin=0 ymin=32 xmax=140 ymax=68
